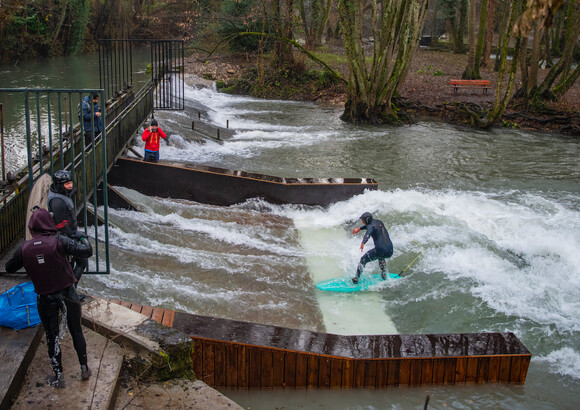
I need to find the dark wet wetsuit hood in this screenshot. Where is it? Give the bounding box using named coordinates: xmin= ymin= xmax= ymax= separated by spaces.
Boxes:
xmin=360 ymin=212 xmax=373 ymax=225
xmin=29 ymin=208 xmax=57 ymax=237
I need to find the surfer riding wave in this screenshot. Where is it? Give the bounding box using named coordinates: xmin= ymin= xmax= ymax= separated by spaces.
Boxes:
xmin=352 ymin=212 xmax=393 ymax=284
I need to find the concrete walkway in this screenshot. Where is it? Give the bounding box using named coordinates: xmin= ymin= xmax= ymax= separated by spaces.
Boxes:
xmin=0 ymin=282 xmax=242 ymax=410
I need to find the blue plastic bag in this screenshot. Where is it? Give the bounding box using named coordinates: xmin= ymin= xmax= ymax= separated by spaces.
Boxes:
xmin=0 ymin=282 xmax=41 ymax=330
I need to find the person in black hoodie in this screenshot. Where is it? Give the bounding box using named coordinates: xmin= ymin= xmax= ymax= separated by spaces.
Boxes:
xmin=351 ymin=212 xmax=394 ymax=284
xmin=5 ymin=208 xmax=93 ymax=388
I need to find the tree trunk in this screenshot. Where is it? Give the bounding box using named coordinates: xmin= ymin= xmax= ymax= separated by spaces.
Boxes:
xmin=272 ymin=0 xmax=296 ymax=66
xmin=480 ymin=0 xmax=522 ymax=128
xmin=494 ymin=0 xmax=511 ymax=71
xmin=527 ymin=20 xmax=542 ymax=96
xmin=474 ymin=0 xmax=488 ymax=74
xmin=553 ymin=63 xmax=580 ymax=99
xmin=534 ymin=1 xmax=580 ymax=99
xmin=338 ymin=0 xmax=429 ymax=124
xmin=463 ymin=0 xmax=480 ymax=79
xmin=481 ymin=0 xmax=497 ymax=68
xmin=51 ymin=0 xmax=69 ymax=47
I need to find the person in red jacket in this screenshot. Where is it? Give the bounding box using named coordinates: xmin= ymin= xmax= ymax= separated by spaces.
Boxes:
xmin=141 ymin=119 xmax=167 ymax=163
xmin=5 ymin=208 xmax=93 ymax=388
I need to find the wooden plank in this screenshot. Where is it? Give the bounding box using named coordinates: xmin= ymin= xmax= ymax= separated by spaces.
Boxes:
xmin=455 ymin=358 xmax=468 ymax=384
xmin=151 ymin=308 xmax=164 ymax=324
xmin=249 ymin=347 xmax=261 ymax=388
xmin=295 ymin=353 xmax=308 ymax=387
xmin=260 ymin=349 xmax=274 ymax=388
xmin=140 ymin=305 xmax=153 ymax=318
xmin=318 ymin=356 xmax=331 ymax=388
xmin=517 ymin=356 xmax=531 ymax=384
xmin=202 ymin=340 xmax=215 ymax=386
xmin=399 ymin=359 xmax=411 ymax=387
xmin=488 ymin=357 xmax=501 ymax=382
xmin=130 ymin=303 xmax=142 ymax=313
xmin=342 ymin=360 xmax=354 ymax=387
xmin=284 ymin=352 xmax=296 ymax=388
xmin=161 ymin=309 xmax=175 ymax=327
xmin=477 ymin=357 xmax=490 ymax=383
xmin=421 ymin=359 xmax=433 ymax=385
xmin=214 ymin=342 xmax=226 ymax=387
xmin=364 ymin=360 xmax=377 ymax=388
xmin=226 ymin=343 xmax=238 ymax=388
xmin=387 ymin=360 xmax=400 ymax=386
xmin=409 ymin=359 xmax=423 ymax=386
xmin=272 ymin=350 xmax=285 ymax=387
xmin=499 ymin=356 xmax=512 ymax=383
xmin=432 ymin=358 xmax=446 ymax=384
xmin=329 ymin=358 xmax=343 ymax=388
xmin=444 ymin=358 xmax=457 ymax=384
xmin=307 ymin=355 xmax=319 ymax=387
xmin=354 ymin=361 xmax=365 ymax=387
xmin=237 ymin=345 xmax=249 ymax=388
xmin=510 ymin=356 xmax=523 ymax=384
xmin=376 ymin=360 xmax=389 ymax=387
xmin=465 ymin=357 xmax=479 ymax=383
xmin=191 ymin=338 xmax=203 ymax=381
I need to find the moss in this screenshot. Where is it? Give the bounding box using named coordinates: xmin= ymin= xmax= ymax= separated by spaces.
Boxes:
xmin=125 ymin=340 xmax=195 ymax=382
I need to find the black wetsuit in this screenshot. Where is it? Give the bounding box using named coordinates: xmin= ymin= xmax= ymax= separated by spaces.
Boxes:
xmin=356 ymin=218 xmax=393 ymax=277
xmin=47 ymin=183 xmax=88 ymax=281
xmin=6 ymin=209 xmax=93 ymax=379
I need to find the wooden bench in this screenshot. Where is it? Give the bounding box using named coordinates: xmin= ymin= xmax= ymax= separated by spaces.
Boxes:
xmin=449 ymin=79 xmax=491 ymax=94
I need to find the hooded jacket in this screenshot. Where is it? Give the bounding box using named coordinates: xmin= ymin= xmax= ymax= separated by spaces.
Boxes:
xmin=82 ymin=95 xmax=102 ymax=134
xmin=142 ymin=127 xmax=167 ymax=152
xmin=5 ymin=208 xmax=93 ymax=295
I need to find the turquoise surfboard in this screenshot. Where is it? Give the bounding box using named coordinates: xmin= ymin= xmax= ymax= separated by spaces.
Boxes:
xmin=315 ymin=273 xmax=401 ymax=292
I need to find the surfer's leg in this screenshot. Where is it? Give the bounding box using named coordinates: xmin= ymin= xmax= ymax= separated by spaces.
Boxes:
xmin=353 ymin=249 xmax=377 ymax=283
xmin=379 ymin=259 xmax=387 ymax=280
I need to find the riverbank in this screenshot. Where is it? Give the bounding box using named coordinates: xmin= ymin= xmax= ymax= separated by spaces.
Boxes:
xmin=183 ymin=47 xmax=580 ymax=137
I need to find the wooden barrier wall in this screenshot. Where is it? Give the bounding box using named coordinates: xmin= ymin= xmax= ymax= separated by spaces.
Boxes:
xmin=172 ymin=313 xmax=531 ymax=389
xmin=190 ymin=338 xmax=530 ymax=388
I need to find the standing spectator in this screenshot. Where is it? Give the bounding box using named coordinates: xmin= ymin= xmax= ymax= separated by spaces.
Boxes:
xmin=142 ymin=119 xmax=167 ymax=163
xmin=81 ymin=93 xmax=102 ymax=146
xmin=5 ymin=208 xmax=93 ymax=388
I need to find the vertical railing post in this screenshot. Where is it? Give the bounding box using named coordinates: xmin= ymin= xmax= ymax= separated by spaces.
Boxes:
xmin=0 ymin=103 xmax=5 ymax=181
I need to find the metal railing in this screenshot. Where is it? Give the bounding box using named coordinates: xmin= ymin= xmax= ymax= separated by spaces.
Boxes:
xmin=98 ymin=39 xmax=184 ymax=111
xmin=0 ymin=89 xmax=110 ymax=273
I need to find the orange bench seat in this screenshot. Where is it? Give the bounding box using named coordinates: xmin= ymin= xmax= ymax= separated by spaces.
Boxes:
xmin=449 ymin=79 xmax=491 ymax=94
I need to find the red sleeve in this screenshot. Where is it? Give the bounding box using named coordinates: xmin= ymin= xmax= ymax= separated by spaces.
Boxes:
xmin=157 ymin=128 xmax=167 ymax=139
xmin=142 ymin=129 xmax=151 ymax=141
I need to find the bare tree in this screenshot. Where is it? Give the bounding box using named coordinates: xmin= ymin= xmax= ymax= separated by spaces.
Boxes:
xmin=338 ymin=0 xmax=429 ymax=124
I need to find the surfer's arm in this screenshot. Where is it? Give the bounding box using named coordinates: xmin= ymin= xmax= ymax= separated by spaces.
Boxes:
xmin=5 ymin=247 xmax=25 ymax=273
xmin=352 ymin=225 xmax=367 ymax=234
xmin=58 ymin=235 xmax=93 ymax=259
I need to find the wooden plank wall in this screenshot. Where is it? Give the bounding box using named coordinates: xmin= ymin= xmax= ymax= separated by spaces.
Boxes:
xmin=191 ymin=337 xmax=531 ymax=388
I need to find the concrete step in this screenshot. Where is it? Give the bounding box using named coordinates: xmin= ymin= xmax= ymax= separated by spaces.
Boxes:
xmin=9 ymin=325 xmax=124 ymax=409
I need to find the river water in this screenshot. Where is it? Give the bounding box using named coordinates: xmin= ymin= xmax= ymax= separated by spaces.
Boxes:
xmin=2 ymin=56 xmax=580 ymax=409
